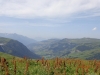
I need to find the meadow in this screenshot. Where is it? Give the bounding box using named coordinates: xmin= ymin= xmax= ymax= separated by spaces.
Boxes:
xmin=0 ymin=57 xmax=100 ymax=75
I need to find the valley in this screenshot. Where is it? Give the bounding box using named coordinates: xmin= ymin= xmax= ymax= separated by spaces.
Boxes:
xmin=1 ymin=33 xmax=100 ymax=60
xmin=28 ymin=38 xmax=100 ymax=59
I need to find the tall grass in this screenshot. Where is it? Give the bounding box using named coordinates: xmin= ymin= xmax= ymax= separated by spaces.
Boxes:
xmin=0 ymin=57 xmax=100 ymax=75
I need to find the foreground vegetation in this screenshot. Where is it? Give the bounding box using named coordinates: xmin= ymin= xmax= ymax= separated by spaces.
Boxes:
xmin=1 ymin=56 xmax=100 ymax=75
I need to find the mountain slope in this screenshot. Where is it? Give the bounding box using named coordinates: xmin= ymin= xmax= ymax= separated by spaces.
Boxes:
xmin=0 ymin=37 xmax=41 ymax=59
xmin=0 ymin=33 xmax=37 ymax=46
xmin=0 ymin=52 xmax=17 ymax=59
xmin=28 ymin=38 xmax=100 ymax=59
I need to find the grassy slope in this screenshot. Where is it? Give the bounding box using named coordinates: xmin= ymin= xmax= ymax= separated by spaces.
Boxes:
xmin=67 ymin=48 xmax=100 ymax=59
xmin=0 ymin=52 xmax=19 ymax=59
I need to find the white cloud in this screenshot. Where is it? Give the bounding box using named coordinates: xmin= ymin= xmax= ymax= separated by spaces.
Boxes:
xmin=92 ymin=27 xmax=97 ymax=31
xmin=0 ymin=0 xmax=100 ymax=18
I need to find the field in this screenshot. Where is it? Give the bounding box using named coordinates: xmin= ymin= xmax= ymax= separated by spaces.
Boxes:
xmin=0 ymin=56 xmax=100 ymax=75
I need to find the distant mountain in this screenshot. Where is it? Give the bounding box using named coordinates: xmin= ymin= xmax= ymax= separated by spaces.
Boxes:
xmin=0 ymin=37 xmax=41 ymax=59
xmin=34 ymin=37 xmax=48 ymax=41
xmin=0 ymin=33 xmax=37 ymax=46
xmin=28 ymin=38 xmax=100 ymax=59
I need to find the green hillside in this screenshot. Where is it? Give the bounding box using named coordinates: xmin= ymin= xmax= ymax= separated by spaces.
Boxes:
xmin=0 ymin=37 xmax=41 ymax=59
xmin=0 ymin=52 xmax=16 ymax=59
xmin=28 ymin=38 xmax=100 ymax=59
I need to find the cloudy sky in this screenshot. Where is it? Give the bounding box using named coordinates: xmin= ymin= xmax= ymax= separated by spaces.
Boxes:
xmin=0 ymin=0 xmax=100 ymax=39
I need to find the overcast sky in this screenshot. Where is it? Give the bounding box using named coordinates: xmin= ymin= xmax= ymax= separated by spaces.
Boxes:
xmin=0 ymin=0 xmax=100 ymax=39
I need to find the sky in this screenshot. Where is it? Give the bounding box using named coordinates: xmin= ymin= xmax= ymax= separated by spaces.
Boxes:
xmin=0 ymin=0 xmax=100 ymax=39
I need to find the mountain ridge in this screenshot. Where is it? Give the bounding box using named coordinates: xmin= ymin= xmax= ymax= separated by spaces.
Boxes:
xmin=0 ymin=37 xmax=41 ymax=59
xmin=28 ymin=38 xmax=100 ymax=59
xmin=0 ymin=33 xmax=37 ymax=46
